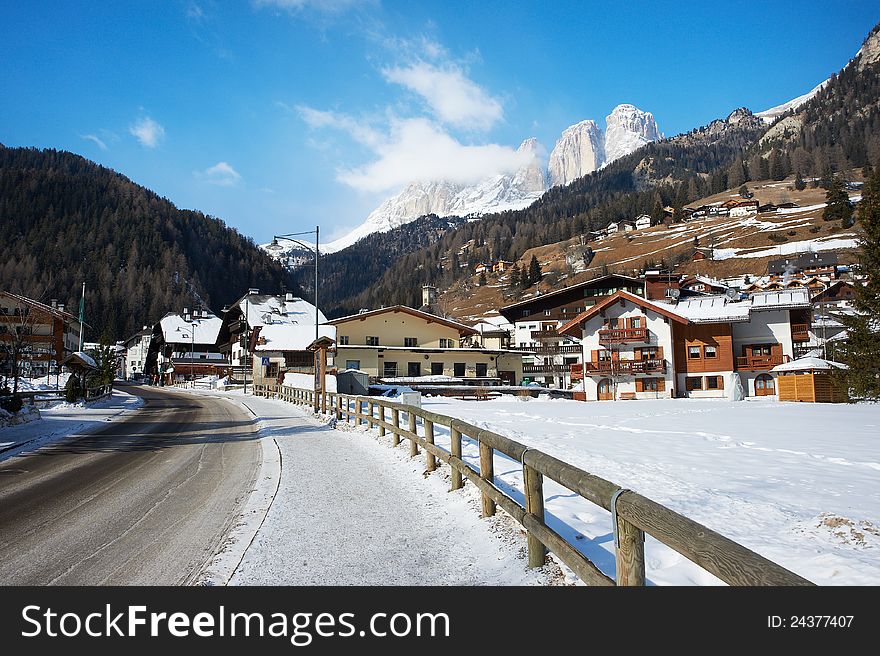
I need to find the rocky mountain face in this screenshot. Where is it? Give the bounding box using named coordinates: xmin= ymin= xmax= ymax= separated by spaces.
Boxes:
xmin=321 ymin=138 xmax=547 ymax=253
xmin=312 ymin=105 xmax=661 ymax=254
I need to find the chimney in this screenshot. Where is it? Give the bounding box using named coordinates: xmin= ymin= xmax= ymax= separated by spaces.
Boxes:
xmin=285 ymin=292 xmax=294 ymax=302
xmin=51 ymin=298 xmax=58 ymax=309
xmin=422 ymin=284 xmax=437 ymax=308
xmin=58 ymin=303 xmax=65 ymax=312
xmin=248 ymin=288 xmax=260 ymax=295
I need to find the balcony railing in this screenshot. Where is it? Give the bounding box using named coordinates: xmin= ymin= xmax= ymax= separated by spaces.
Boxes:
xmin=523 ymin=363 xmax=572 ymax=374
xmin=736 ymin=354 xmax=787 ymax=370
xmin=531 ymin=329 xmax=561 ymax=340
xmin=572 ymin=359 xmax=667 ymax=377
xmin=520 ymin=344 xmax=582 ymax=355
xmin=598 ymin=328 xmax=649 ymax=344
xmin=790 ymin=323 xmax=810 ymax=342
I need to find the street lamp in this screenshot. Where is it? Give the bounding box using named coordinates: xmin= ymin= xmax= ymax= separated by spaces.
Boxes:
xmin=271 ymin=225 xmax=320 ymax=344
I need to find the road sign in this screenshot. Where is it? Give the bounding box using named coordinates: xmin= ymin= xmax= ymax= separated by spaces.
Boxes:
xmin=261 ymin=357 xmax=270 ymax=366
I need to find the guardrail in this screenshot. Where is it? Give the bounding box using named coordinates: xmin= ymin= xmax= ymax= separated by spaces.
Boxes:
xmin=84 ymin=384 xmax=112 ymax=401
xmin=252 ymin=383 xmax=812 ymax=587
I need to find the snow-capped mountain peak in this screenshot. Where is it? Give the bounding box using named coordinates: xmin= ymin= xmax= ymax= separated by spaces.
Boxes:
xmin=604 ymin=103 xmax=662 ymax=164
xmin=755 ymin=80 xmax=828 ymax=124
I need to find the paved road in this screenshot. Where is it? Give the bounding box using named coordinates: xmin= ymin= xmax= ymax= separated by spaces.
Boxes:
xmin=0 ymin=385 xmax=261 ymax=585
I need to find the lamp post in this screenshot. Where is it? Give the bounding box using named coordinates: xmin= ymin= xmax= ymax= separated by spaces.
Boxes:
xmin=271 ymin=226 xmax=320 ymax=344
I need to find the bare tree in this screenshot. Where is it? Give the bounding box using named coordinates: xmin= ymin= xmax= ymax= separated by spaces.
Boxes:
xmin=0 ymin=299 xmax=43 ymax=395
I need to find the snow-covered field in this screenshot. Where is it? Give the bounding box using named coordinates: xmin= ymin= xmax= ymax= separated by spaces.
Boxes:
xmin=0 ymin=390 xmax=144 ymax=461
xmin=414 ymin=396 xmax=880 ymax=585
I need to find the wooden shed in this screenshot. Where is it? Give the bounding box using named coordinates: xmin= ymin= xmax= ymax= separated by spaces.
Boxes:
xmin=772 ymin=357 xmax=848 ymax=403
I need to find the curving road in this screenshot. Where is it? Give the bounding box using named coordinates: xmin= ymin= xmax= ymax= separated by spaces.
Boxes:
xmin=0 ymin=385 xmax=261 ymax=585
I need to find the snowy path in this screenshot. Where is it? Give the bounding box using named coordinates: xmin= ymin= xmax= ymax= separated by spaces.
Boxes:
xmin=217 ymin=393 xmax=554 ymax=586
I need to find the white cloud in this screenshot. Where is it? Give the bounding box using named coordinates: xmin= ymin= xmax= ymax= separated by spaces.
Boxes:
xmin=197 ymin=161 xmax=242 ymax=186
xmin=129 ymin=116 xmax=165 ymax=149
xmin=296 ymin=105 xmax=384 ymax=149
xmin=382 ymin=61 xmax=503 ymax=131
xmin=81 ymin=134 xmax=108 ymax=151
xmin=331 ymin=116 xmax=530 ymax=193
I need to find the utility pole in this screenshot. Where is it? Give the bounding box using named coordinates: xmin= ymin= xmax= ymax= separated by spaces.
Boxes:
xmin=78 ymin=281 xmax=85 ymax=352
xmin=243 ymin=295 xmax=249 ymax=395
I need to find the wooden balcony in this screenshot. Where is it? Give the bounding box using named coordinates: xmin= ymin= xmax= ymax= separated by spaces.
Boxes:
xmin=598 ymin=328 xmax=649 ymax=344
xmin=735 ymin=354 xmax=787 ymax=370
xmin=790 ymin=323 xmax=810 ymax=342
xmin=520 ymin=344 xmax=582 ymax=355
xmin=574 ymin=359 xmax=667 ymax=377
xmin=531 ymin=329 xmax=561 ymax=340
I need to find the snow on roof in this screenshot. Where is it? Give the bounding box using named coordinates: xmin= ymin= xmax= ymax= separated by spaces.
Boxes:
xmin=673 ymin=289 xmax=810 ymax=323
xmin=749 ymin=288 xmax=811 ymax=310
xmin=254 ymin=323 xmax=336 ymax=352
xmin=672 ymin=296 xmax=751 ymax=323
xmin=160 ymin=313 xmax=223 ymax=345
xmin=237 ymin=294 xmax=328 ymax=330
xmin=73 ymin=351 xmax=97 ymax=368
xmin=772 ymin=357 xmax=848 ymax=372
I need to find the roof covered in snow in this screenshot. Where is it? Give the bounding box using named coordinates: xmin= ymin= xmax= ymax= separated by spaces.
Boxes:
xmin=254 ymin=322 xmax=336 ymax=352
xmin=773 ymin=357 xmax=848 ymax=372
xmin=159 ymin=313 xmax=223 ymax=345
xmin=235 ymin=294 xmax=328 ymax=330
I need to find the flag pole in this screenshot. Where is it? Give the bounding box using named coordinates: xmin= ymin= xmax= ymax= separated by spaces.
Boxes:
xmin=78 ymin=281 xmax=85 ymax=352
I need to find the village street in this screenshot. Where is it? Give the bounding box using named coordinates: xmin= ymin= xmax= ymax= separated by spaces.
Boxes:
xmin=0 ymin=386 xmax=261 ymax=585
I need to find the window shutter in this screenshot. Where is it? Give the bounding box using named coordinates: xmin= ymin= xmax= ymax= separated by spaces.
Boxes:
xmin=657 ymin=345 xmax=664 ymax=359
xmin=635 ymin=378 xmax=643 ymax=393
xmin=591 ymin=349 xmax=599 ymax=363
xmin=657 ymin=377 xmax=666 ymax=392
xmin=717 ymin=375 xmax=724 ymax=389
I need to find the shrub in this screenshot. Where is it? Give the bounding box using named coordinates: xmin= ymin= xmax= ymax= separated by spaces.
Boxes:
xmin=0 ymin=394 xmax=23 ymax=414
xmin=65 ymin=375 xmax=82 ymax=403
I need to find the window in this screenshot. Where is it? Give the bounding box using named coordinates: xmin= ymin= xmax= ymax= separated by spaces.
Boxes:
xmin=345 ymin=360 xmax=360 ymax=370
xmin=688 ymin=346 xmax=701 ymax=359
xmin=686 ymin=376 xmax=702 ymax=391
xmin=706 ymin=376 xmax=723 ymax=390
xmin=439 ymin=338 xmax=454 ymax=348
xmin=608 ymin=318 xmax=619 ymax=329
xmin=407 ymin=362 xmax=421 ymax=377
xmin=751 ymin=345 xmax=771 ymax=356
xmin=338 ymin=335 xmax=349 ymax=345
xmin=544 ymin=310 xmax=552 ymax=316
xmin=366 ymin=336 xmax=379 ymax=346
xmin=631 ymin=317 xmax=642 ymax=328
xmin=404 ymin=337 xmax=418 ymax=347
xmin=476 ymin=363 xmax=488 ymax=377
xmin=640 ymin=347 xmax=658 ymax=360
xmin=704 ymin=345 xmax=717 ymax=358
xmin=522 ymin=310 xmax=530 ymax=317
xmin=431 ymin=362 xmax=444 ymax=375
xmin=598 ymin=350 xmax=612 ymax=361
xmin=285 ymin=352 xmax=312 ymax=368
xmin=266 ymin=362 xmax=279 ymax=378
xmin=642 ymin=377 xmax=658 ymax=392
xmin=383 ymin=361 xmax=397 ymax=377
xmin=453 ymin=362 xmax=466 ymax=377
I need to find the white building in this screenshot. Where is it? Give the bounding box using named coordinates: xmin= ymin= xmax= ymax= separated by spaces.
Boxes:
xmin=635 ymin=214 xmax=653 ymax=230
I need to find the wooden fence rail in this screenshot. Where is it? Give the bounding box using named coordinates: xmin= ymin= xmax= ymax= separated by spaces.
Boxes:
xmin=252 ymin=383 xmax=812 ymax=587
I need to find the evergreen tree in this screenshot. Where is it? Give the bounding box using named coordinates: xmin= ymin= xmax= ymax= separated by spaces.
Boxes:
xmin=478 ymin=270 xmax=487 ymax=287
xmin=738 ymin=184 xmax=750 ymax=198
xmin=839 ymin=166 xmax=880 ymax=399
xmin=794 ymin=171 xmax=806 ymax=191
xmin=527 ymin=255 xmax=542 ymax=287
xmin=508 ymin=263 xmax=522 ymax=290
xmin=822 ymin=175 xmax=853 ymax=225
xmin=727 ymin=159 xmax=746 ymax=188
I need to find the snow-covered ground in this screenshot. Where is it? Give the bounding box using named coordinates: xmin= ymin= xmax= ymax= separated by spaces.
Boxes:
xmin=8 ymin=373 xmax=73 ymax=392
xmin=0 ymin=390 xmax=144 ymax=461
xmin=413 ymin=396 xmax=880 ymax=585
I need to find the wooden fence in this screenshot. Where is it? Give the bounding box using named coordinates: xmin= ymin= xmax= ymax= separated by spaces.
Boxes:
xmin=253 ymin=383 xmax=813 ymax=587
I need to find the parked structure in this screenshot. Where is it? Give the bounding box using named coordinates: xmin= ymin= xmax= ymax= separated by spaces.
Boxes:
xmin=773 ymin=357 xmax=848 ymax=403
xmin=499 ymin=274 xmax=644 ymax=388
xmin=146 ymin=308 xmax=225 ymax=384
xmin=0 ymin=291 xmax=83 ymax=380
xmin=122 ymin=327 xmax=152 ymax=380
xmin=559 ymin=288 xmax=812 ymax=401
xmin=217 ymin=290 xmax=333 ymax=386
xmin=327 ymin=305 xmax=522 ymax=384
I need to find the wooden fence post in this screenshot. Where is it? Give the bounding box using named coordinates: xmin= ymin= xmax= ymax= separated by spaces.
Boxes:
xmin=408 ymin=411 xmax=418 ymax=457
xmin=523 ymin=460 xmax=546 ymax=568
xmin=614 ymin=491 xmax=646 ymax=586
xmin=391 ymin=408 xmax=400 ymax=446
xmin=479 ymin=440 xmax=496 ymax=517
xmin=450 ymin=424 xmax=463 ymax=491
xmin=424 ymin=420 xmax=435 ymax=472
xmin=377 ymin=403 xmax=385 ymax=436
xmin=367 ymin=401 xmax=374 ymax=429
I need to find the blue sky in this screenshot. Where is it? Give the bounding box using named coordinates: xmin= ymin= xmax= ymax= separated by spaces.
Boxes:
xmin=2 ymin=1 xmax=878 ymax=245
